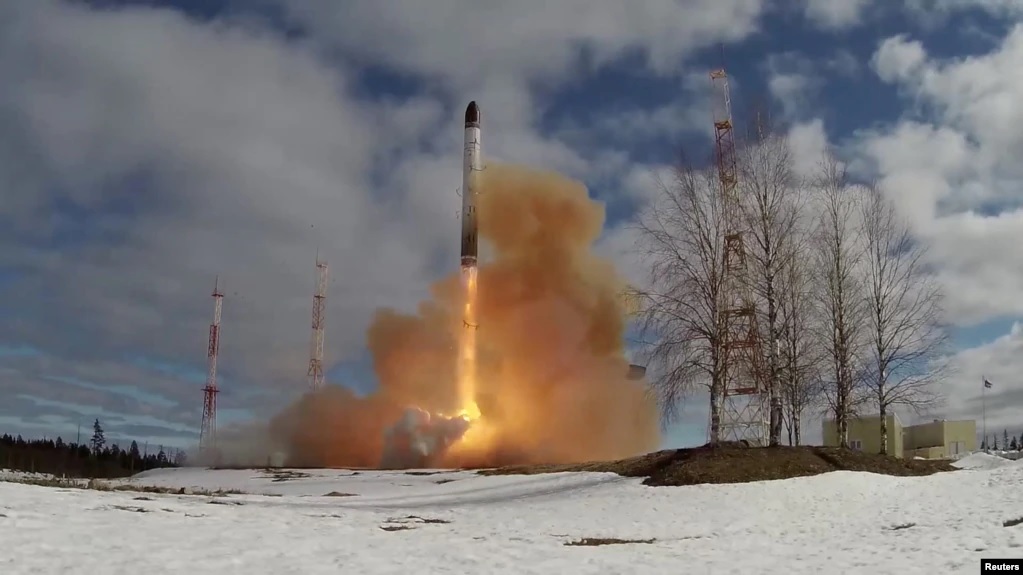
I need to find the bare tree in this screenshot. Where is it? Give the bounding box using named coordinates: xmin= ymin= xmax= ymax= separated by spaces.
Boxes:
xmin=776 ymin=229 xmax=825 ymax=445
xmin=736 ymin=123 xmax=803 ymax=446
xmin=859 ymin=183 xmax=948 ymax=454
xmin=631 ymin=158 xmax=728 ymax=441
xmin=809 ymin=152 xmax=866 ymax=448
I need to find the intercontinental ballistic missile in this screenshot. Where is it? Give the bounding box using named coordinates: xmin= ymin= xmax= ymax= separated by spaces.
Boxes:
xmin=461 ymin=101 xmax=481 ymax=269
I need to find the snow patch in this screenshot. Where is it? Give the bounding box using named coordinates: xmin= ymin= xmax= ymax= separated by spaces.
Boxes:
xmin=952 ymin=452 xmax=1018 ymax=470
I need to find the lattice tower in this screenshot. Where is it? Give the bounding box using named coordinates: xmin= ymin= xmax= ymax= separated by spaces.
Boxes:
xmin=199 ymin=276 xmax=224 ymax=457
xmin=710 ymin=68 xmax=769 ymax=446
xmin=307 ymin=256 xmax=328 ymax=391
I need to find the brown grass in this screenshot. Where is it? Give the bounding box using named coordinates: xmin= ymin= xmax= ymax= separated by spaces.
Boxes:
xmin=479 ymin=444 xmax=956 ymax=486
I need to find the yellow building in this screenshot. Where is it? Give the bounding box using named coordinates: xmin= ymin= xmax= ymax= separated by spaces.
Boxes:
xmin=903 ymin=419 xmax=976 ymax=459
xmin=821 ymin=414 xmax=977 ymax=459
xmin=822 ymin=413 xmax=904 ymax=457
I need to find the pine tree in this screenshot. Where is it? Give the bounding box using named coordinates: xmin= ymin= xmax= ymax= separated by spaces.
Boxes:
xmin=1004 ymin=429 xmax=1009 ymax=450
xmin=90 ymin=419 xmax=105 ymax=454
xmin=981 ymin=438 xmax=987 ymax=450
xmin=993 ymin=435 xmax=1000 ymax=450
xmin=1012 ymin=437 xmax=1019 ymax=451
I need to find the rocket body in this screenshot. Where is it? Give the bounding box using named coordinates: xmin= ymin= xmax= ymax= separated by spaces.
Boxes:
xmin=461 ymin=101 xmax=481 ymax=268
xmin=456 ymin=101 xmax=482 ymax=419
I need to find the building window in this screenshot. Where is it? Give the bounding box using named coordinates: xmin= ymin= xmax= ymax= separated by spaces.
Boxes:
xmin=850 ymin=439 xmax=863 ymax=450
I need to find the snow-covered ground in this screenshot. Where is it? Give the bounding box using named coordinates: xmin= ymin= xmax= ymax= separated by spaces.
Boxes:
xmin=3 ymin=458 xmax=1023 ymax=574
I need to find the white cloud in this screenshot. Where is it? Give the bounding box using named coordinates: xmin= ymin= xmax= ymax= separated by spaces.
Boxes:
xmin=825 ymin=49 xmax=862 ymax=77
xmin=275 ymin=0 xmax=767 ymax=82
xmin=872 ymin=35 xmax=927 ymax=82
xmin=763 ymin=52 xmax=823 ymax=121
xmin=803 ymin=0 xmax=873 ymax=29
xmin=854 ymin=26 xmax=1023 ymax=326
xmin=788 ymin=119 xmax=829 ymax=176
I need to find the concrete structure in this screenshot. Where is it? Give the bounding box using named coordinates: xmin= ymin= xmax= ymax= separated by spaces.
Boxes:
xmin=822 ymin=414 xmax=977 ymax=459
xmin=823 ymin=413 xmax=904 ymax=457
xmin=903 ymin=419 xmax=975 ymax=459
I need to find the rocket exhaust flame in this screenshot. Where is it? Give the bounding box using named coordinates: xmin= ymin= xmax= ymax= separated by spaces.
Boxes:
xmin=457 ymin=265 xmax=481 ymax=421
xmin=264 ymin=101 xmax=659 ymax=470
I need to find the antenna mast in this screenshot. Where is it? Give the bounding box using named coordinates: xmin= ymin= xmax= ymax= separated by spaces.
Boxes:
xmin=199 ymin=276 xmax=224 ymax=458
xmin=710 ymin=67 xmax=768 ymax=446
xmin=307 ymin=253 xmax=328 ymax=391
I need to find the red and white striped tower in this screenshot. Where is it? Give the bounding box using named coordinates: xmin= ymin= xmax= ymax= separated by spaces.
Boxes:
xmin=710 ymin=67 xmax=768 ymax=445
xmin=199 ymin=276 xmax=224 ymax=456
xmin=307 ymin=254 xmax=328 ymax=391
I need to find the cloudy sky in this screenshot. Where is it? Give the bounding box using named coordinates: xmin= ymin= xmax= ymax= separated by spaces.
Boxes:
xmin=1 ymin=0 xmax=1021 ymax=450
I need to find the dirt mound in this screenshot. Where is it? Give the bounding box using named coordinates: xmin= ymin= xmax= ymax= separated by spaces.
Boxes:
xmin=477 ymin=444 xmax=956 ymax=486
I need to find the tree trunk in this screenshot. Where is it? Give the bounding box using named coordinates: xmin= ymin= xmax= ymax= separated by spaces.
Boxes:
xmin=770 ymin=396 xmax=784 ymax=447
xmin=879 ymin=400 xmax=888 ymax=455
xmin=709 ymin=369 xmax=722 ymax=444
xmin=836 ymin=360 xmax=849 ymax=448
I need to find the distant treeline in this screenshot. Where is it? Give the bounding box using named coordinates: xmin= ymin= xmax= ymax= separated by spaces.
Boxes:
xmin=982 ymin=430 xmax=1023 ymax=452
xmin=1 ymin=419 xmax=185 ymax=478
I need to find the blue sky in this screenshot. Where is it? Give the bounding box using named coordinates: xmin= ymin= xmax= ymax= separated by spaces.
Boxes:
xmin=2 ymin=0 xmax=1023 ymax=453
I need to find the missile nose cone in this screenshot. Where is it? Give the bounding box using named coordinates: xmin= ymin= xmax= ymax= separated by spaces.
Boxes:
xmin=465 ymin=101 xmax=480 ymax=125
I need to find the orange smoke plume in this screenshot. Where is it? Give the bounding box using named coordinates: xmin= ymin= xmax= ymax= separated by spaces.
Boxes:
xmin=270 ymin=164 xmax=660 ymax=468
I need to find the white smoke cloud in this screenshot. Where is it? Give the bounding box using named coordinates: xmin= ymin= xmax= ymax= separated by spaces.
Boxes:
xmin=380 ymin=407 xmax=471 ymax=469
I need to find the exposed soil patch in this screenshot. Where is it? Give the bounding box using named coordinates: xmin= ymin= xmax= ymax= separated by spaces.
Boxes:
xmin=404 ymin=515 xmax=451 ymax=524
xmin=110 ymin=505 xmax=151 ymax=513
xmin=260 ymin=470 xmax=312 ymax=482
xmin=564 ymin=537 xmax=656 ymax=546
xmin=479 ymin=444 xmax=956 ymax=486
xmin=380 ymin=525 xmax=415 ymax=532
xmin=323 ymin=491 xmax=358 ymax=497
xmin=386 ymin=514 xmax=451 ymax=525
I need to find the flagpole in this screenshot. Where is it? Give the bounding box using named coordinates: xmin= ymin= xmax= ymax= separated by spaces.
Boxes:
xmin=983 ymin=375 xmax=988 ymax=453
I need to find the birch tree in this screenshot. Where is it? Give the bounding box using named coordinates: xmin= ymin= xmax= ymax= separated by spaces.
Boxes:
xmin=776 ymin=230 xmax=825 ymax=445
xmin=859 ymin=183 xmax=947 ymax=454
xmin=810 ymin=152 xmax=866 ymax=448
xmin=736 ymin=125 xmax=803 ymax=446
xmin=631 ymin=159 xmax=728 ymax=441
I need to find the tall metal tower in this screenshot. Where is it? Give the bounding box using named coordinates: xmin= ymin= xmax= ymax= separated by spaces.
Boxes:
xmin=199 ymin=276 xmax=224 ymax=456
xmin=710 ymin=68 xmax=768 ymax=446
xmin=307 ymin=254 xmax=328 ymax=391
